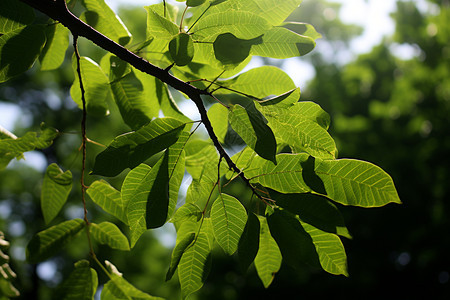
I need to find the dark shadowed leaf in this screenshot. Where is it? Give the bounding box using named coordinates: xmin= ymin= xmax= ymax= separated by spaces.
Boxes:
xmin=169 ymin=33 xmax=194 ymax=66
xmin=54 ymin=260 xmax=98 ymax=300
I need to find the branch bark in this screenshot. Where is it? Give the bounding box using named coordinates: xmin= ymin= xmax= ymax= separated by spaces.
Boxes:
xmin=20 ymin=0 xmax=265 ymax=201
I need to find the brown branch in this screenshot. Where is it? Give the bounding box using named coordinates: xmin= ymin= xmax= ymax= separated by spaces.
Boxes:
xmin=20 ymin=0 xmax=266 ymax=203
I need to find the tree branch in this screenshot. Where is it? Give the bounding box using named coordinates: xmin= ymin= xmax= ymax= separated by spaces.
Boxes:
xmin=20 ymin=0 xmax=266 ymax=202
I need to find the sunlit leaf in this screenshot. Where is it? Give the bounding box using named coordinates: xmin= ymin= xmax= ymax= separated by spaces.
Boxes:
xmin=70 ymin=55 xmax=110 ymax=117
xmin=207 ymin=103 xmax=228 ymax=144
xmin=169 ymin=33 xmax=194 ymax=66
xmin=254 ymin=216 xmax=281 ymax=288
xmin=145 ymin=5 xmax=179 ymax=40
xmin=229 ymin=104 xmax=277 ymax=163
xmin=0 ymin=125 xmax=58 ymax=170
xmin=87 ymin=180 xmax=127 ymax=225
xmin=210 ymin=194 xmax=247 ymax=255
xmin=257 ymin=102 xmax=337 ymax=159
xmin=39 ymin=23 xmax=70 ymax=71
xmin=178 ymin=225 xmax=214 ymax=299
xmin=26 ymin=219 xmax=85 ymax=263
xmin=81 ymin=0 xmax=132 ymax=46
xmin=90 ymin=222 xmax=130 ymax=251
xmin=41 ymin=163 xmax=73 ymax=225
xmin=301 ymin=221 xmax=349 ymax=276
xmin=166 ymin=232 xmax=195 ymax=281
xmin=246 ymin=154 xmax=311 ymax=194
xmin=314 ymin=158 xmax=402 ymax=207
xmin=282 ymin=22 xmax=322 ymax=40
xmin=252 ymin=26 xmax=316 ymax=58
xmin=91 ymin=118 xmax=186 ymax=177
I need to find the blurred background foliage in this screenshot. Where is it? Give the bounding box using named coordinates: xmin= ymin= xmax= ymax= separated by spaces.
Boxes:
xmin=0 ymin=0 xmax=448 ymax=299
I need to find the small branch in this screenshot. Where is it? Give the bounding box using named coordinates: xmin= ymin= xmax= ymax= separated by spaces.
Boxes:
xmin=73 ymin=34 xmax=95 ymax=257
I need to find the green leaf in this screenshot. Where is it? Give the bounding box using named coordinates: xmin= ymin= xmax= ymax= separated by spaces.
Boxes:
xmin=254 ymin=216 xmax=281 ymax=288
xmin=251 ymin=26 xmax=316 ymax=58
xmin=70 ymin=55 xmax=110 ymax=117
xmin=314 ymin=158 xmax=402 ymax=207
xmin=145 ymin=5 xmax=179 ymax=40
xmin=219 ymin=66 xmax=296 ymax=99
xmin=207 ymin=103 xmax=228 ymax=144
xmin=166 ymin=232 xmax=195 ymax=281
xmin=229 ymin=104 xmax=277 ymax=163
xmin=267 ymin=209 xmax=321 ymax=271
xmin=125 ymin=134 xmax=186 ymax=247
xmin=237 ymin=212 xmax=260 ymax=272
xmin=91 ymin=118 xmax=185 ymax=177
xmin=108 ymin=57 xmax=158 ymax=129
xmin=257 ymin=88 xmax=300 ymax=108
xmin=0 ymin=0 xmax=35 ymax=34
xmin=282 ymin=22 xmax=322 ymax=40
xmin=0 ymin=125 xmax=58 ymax=170
xmin=0 ymin=25 xmax=46 ymax=83
xmin=26 ymin=219 xmax=85 ymax=263
xmin=178 ymin=231 xmax=213 ymax=299
xmin=300 ymin=221 xmax=349 ymax=276
xmin=213 ymin=33 xmax=262 ymax=68
xmin=90 ymin=222 xmax=130 ymax=251
xmin=187 ymin=0 xmax=206 ymax=7
xmin=41 ymin=163 xmax=73 ymax=225
xmin=246 ymin=153 xmax=311 ymax=194
xmin=210 ymin=194 xmax=247 ymax=255
xmin=55 ymin=260 xmax=98 ymax=300
xmin=192 ymin=11 xmax=271 ymax=42
xmin=102 ymin=261 xmax=163 ymax=299
xmin=272 ymin=191 xmax=351 ymax=239
xmin=257 ymin=102 xmax=337 ymax=159
xmin=39 ymin=23 xmax=70 ymax=71
xmin=169 ymin=33 xmax=194 ymax=66
xmin=81 ymin=0 xmax=131 ymax=46
xmin=184 ymin=140 xmax=217 ymax=180
xmin=87 ymin=180 xmax=128 ymax=225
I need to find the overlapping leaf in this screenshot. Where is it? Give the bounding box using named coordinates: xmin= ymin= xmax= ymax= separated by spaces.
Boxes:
xmin=102 ymin=261 xmax=163 ymax=299
xmin=87 ymin=180 xmax=127 ymax=224
xmin=0 ymin=0 xmax=35 ymax=34
xmin=91 ymin=118 xmax=186 ymax=177
xmin=254 ymin=216 xmax=281 ymax=288
xmin=301 ymin=221 xmax=349 ymax=276
xmin=178 ymin=223 xmax=214 ymax=299
xmin=267 ymin=210 xmax=321 ymax=271
xmin=41 ymin=163 xmax=73 ymax=224
xmin=0 ymin=125 xmax=58 ymax=170
xmin=210 ymin=194 xmax=247 ymax=255
xmin=90 ymin=222 xmax=130 ymax=251
xmin=54 ymin=260 xmax=98 ymax=300
xmin=251 ymin=27 xmax=316 ymax=58
xmin=207 ymin=104 xmax=228 ymax=144
xmin=237 ymin=212 xmax=260 ymax=272
xmin=0 ymin=25 xmax=46 ymax=83
xmin=169 ymin=33 xmax=194 ymax=66
xmin=81 ymin=0 xmax=131 ymax=46
xmin=166 ymin=232 xmax=195 ymax=281
xmin=314 ymin=159 xmax=402 ymax=207
xmin=257 ymin=102 xmax=337 ymax=159
xmin=272 ymin=191 xmax=351 ymax=238
xmin=146 ymin=5 xmax=179 ymax=40
xmin=246 ymin=153 xmax=311 ymax=194
xmin=229 ymin=104 xmax=277 ymax=163
xmin=71 ymin=55 xmax=110 ymax=117
xmin=39 ymin=23 xmax=70 ymax=71
xmin=27 ymin=219 xmax=85 ymax=263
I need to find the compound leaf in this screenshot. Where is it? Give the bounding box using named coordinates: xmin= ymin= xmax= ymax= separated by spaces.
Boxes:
xmin=87 ymin=180 xmax=127 ymax=225
xmin=55 ymin=260 xmax=98 ymax=300
xmin=90 ymin=222 xmax=130 ymax=251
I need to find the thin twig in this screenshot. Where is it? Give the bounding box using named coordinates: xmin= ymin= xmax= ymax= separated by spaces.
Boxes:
xmin=73 ymin=34 xmax=95 ymax=257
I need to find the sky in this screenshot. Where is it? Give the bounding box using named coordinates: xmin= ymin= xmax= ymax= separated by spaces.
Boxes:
xmin=0 ymin=0 xmax=411 ymax=170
